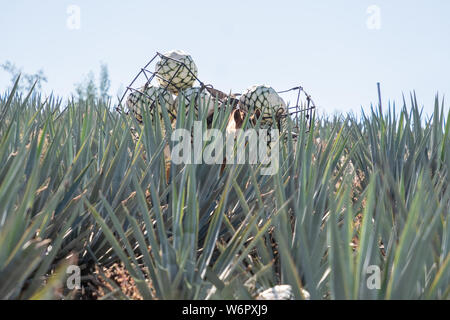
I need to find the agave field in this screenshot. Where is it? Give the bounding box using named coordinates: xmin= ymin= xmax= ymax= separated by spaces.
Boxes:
xmin=0 ymin=76 xmax=448 ymax=300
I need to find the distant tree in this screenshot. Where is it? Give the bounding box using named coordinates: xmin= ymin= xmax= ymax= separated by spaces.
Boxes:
xmin=99 ymin=63 xmax=111 ymax=100
xmin=74 ymin=63 xmax=111 ymax=101
xmin=75 ymin=71 xmax=97 ymax=100
xmin=1 ymin=61 xmax=47 ymax=93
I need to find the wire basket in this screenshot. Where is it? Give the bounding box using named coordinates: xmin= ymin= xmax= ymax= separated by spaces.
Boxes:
xmin=117 ymin=52 xmax=316 ymax=132
xmin=117 ymin=52 xmax=233 ymax=118
xmin=277 ymin=86 xmax=316 ymax=133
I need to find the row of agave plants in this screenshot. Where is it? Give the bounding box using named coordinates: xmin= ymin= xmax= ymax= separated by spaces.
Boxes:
xmin=0 ymin=77 xmax=448 ymax=299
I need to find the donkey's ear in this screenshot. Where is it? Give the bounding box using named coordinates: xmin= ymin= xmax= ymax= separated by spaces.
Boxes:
xmin=233 ymin=109 xmax=245 ymax=128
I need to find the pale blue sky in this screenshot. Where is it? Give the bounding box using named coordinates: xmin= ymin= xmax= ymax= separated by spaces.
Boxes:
xmin=1 ymin=0 xmax=449 ymax=114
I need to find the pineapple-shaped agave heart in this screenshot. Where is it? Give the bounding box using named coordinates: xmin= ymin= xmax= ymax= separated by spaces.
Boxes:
xmin=155 ymin=50 xmax=198 ymax=95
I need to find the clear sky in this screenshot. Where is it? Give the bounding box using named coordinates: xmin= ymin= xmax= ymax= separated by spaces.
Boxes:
xmin=1 ymin=0 xmax=449 ymax=115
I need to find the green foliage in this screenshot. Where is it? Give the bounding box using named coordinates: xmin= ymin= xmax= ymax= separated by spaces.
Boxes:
xmin=0 ymin=82 xmax=448 ymax=300
xmin=99 ymin=64 xmax=111 ymax=101
xmin=74 ymin=63 xmax=111 ymax=101
xmin=1 ymin=61 xmax=47 ymax=93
